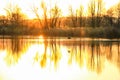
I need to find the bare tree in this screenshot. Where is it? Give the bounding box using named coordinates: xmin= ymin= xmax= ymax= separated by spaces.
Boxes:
xmin=41 ymin=1 xmax=48 ymax=29
xmin=69 ymin=5 xmax=77 ymax=27
xmin=50 ymin=4 xmax=61 ymax=28
xmin=31 ymin=1 xmax=49 ymax=29
xmin=31 ymin=6 xmax=43 ymax=28
xmin=106 ymin=7 xmax=114 ymax=26
xmin=31 ymin=1 xmax=62 ymax=29
xmin=4 ymin=4 xmax=24 ymax=27
xmin=78 ymin=5 xmax=84 ymax=27
xmin=1 ymin=3 xmax=27 ymax=35
xmin=11 ymin=7 xmax=23 ymax=27
xmin=4 ymin=3 xmax=13 ymax=21
xmin=96 ymin=0 xmax=104 ymax=27
xmin=88 ymin=0 xmax=96 ymax=28
xmin=117 ymin=2 xmax=120 ymax=27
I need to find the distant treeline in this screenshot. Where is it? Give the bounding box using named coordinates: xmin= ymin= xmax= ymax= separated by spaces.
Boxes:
xmin=62 ymin=16 xmax=119 ymax=28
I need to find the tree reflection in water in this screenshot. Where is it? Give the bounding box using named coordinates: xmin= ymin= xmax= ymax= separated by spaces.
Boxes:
xmin=49 ymin=39 xmax=61 ymax=69
xmin=0 ymin=36 xmax=25 ymax=66
xmin=40 ymin=38 xmax=48 ymax=68
xmin=87 ymin=40 xmax=103 ymax=74
xmin=117 ymin=41 xmax=120 ymax=71
xmin=0 ymin=37 xmax=120 ymax=74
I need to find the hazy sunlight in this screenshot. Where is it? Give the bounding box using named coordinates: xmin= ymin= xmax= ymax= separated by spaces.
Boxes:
xmin=0 ymin=0 xmax=119 ymax=18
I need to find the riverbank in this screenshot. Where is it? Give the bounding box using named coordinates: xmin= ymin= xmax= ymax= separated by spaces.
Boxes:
xmin=0 ymin=27 xmax=120 ymax=39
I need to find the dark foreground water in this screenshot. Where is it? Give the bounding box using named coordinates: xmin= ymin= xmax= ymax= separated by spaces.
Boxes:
xmin=0 ymin=36 xmax=120 ymax=80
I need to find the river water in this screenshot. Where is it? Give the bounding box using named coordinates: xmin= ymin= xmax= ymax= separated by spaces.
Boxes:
xmin=0 ymin=36 xmax=120 ymax=80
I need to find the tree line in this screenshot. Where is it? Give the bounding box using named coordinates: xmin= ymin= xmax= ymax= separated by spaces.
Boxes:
xmin=0 ymin=0 xmax=120 ymax=31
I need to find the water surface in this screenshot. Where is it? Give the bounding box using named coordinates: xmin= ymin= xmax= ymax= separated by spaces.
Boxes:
xmin=0 ymin=36 xmax=120 ymax=80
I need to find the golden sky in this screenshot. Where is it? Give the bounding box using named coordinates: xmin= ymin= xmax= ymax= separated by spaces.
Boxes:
xmin=0 ymin=0 xmax=119 ymax=19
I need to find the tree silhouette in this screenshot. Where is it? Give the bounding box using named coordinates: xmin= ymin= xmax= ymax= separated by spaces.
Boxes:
xmin=3 ymin=3 xmax=26 ymax=35
xmin=117 ymin=2 xmax=120 ymax=27
xmin=106 ymin=7 xmax=114 ymax=27
xmin=31 ymin=6 xmax=43 ymax=28
xmin=69 ymin=5 xmax=77 ymax=27
xmin=96 ymin=0 xmax=104 ymax=27
xmin=88 ymin=0 xmax=96 ymax=28
xmin=4 ymin=4 xmax=24 ymax=27
xmin=78 ymin=5 xmax=84 ymax=27
xmin=50 ymin=4 xmax=61 ymax=28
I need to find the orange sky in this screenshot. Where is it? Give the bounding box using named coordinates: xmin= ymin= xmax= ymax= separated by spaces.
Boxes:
xmin=0 ymin=0 xmax=119 ymax=19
